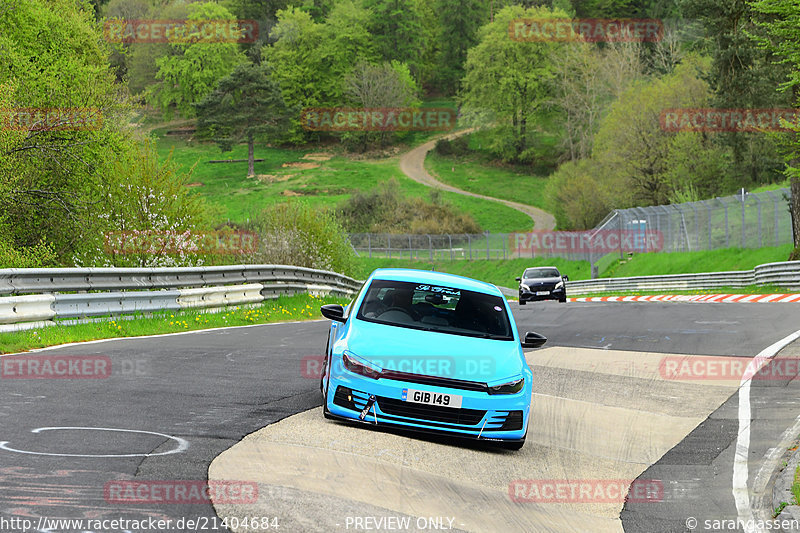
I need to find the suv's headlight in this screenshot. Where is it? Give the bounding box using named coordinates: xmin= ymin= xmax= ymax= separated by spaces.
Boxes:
xmin=555 ymin=281 xmax=564 ymax=289
xmin=342 ymin=352 xmax=382 ymax=380
xmin=488 ymin=377 xmax=525 ymax=395
xmin=520 ymin=283 xmax=530 ymax=291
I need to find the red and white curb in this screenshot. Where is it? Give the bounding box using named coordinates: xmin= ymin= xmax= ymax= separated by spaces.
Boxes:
xmin=569 ymin=294 xmax=800 ymax=303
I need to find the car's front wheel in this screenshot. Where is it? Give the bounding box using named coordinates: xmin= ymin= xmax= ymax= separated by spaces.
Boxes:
xmin=519 ymin=298 xmax=526 ymax=306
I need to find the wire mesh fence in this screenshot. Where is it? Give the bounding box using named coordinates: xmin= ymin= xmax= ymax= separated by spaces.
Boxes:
xmin=348 ymin=188 xmax=794 ymax=267
xmin=597 ymin=188 xmax=793 ymax=253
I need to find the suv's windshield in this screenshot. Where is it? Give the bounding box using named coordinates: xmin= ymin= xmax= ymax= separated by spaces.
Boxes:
xmin=357 ymin=279 xmax=513 ymax=340
xmin=523 ymin=268 xmax=560 ymax=279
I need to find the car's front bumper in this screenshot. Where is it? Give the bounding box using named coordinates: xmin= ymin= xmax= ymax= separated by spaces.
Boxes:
xmin=325 ymin=374 xmax=530 ymax=442
xmin=519 ymin=287 xmax=565 ymax=302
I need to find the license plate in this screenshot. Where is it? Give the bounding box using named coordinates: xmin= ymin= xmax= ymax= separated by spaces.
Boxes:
xmin=402 ymin=389 xmax=462 ymax=408
xmin=536 ymin=291 xmax=550 ymax=296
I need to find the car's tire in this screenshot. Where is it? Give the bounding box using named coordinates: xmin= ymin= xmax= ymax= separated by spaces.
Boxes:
xmin=519 ymin=299 xmax=526 ymax=306
xmin=559 ymin=296 xmax=567 ymax=303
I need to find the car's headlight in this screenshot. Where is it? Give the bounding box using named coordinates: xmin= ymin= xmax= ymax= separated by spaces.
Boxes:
xmin=520 ymin=283 xmax=530 ymax=291
xmin=342 ymin=352 xmax=382 ymax=380
xmin=555 ymin=281 xmax=564 ymax=290
xmin=488 ymin=377 xmax=525 ymax=395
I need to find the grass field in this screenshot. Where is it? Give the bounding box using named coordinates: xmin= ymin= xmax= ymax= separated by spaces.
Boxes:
xmin=352 ymin=257 xmax=590 ymax=288
xmin=602 ymin=245 xmax=794 ymax=278
xmin=426 ymin=151 xmax=551 ymax=211
xmin=0 ymin=293 xmax=346 ymax=355
xmin=155 ymin=136 xmax=532 ymax=232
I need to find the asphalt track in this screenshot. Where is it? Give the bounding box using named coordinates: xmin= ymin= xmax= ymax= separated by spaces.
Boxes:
xmin=0 ymin=302 xmax=799 ymax=532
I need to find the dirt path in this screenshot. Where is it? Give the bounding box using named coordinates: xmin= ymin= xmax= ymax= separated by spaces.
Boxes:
xmin=398 ymin=130 xmax=556 ymax=231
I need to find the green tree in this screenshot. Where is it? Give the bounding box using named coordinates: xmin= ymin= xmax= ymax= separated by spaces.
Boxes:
xmin=195 ymin=63 xmax=291 ymax=178
xmin=461 ymin=5 xmax=565 ymax=162
xmin=0 ymin=0 xmax=128 ymax=260
xmin=593 ymin=57 xmax=714 ymax=206
xmin=265 ymin=1 xmax=375 ymax=141
xmin=363 ymin=0 xmax=425 ymax=75
xmin=149 ymin=2 xmax=247 ymax=119
xmin=748 ymin=0 xmax=800 ymax=257
xmin=683 ymin=0 xmax=791 ymax=185
xmin=434 ymin=0 xmax=486 ymax=93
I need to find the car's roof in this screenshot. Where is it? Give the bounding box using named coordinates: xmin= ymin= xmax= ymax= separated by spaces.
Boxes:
xmin=369 ymin=268 xmax=502 ymax=296
xmin=524 ymin=266 xmax=560 ymax=272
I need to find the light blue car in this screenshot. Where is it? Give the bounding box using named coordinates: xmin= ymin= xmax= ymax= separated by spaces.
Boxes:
xmin=319 ymin=268 xmax=546 ymax=450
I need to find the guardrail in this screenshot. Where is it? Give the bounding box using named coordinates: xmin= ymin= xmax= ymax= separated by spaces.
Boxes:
xmin=564 ymin=261 xmax=800 ymax=296
xmin=0 ymin=265 xmax=362 ymax=332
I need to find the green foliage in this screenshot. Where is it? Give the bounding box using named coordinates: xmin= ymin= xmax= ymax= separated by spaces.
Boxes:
xmin=685 ymin=0 xmax=791 ymax=185
xmin=244 ymin=201 xmax=356 ymax=275
xmin=545 ymin=159 xmax=615 ymax=230
xmin=0 ymin=0 xmax=130 ymax=261
xmin=337 ymin=179 xmax=482 ymax=234
xmin=433 ymin=0 xmax=485 ymax=93
xmin=460 ymin=5 xmax=566 ymax=163
xmin=73 ymin=140 xmax=213 ymax=267
xmin=149 ymin=2 xmax=247 ymax=118
xmin=434 ymin=136 xmax=470 ymax=156
xmin=195 ymin=62 xmax=290 ymax=176
xmin=592 ymin=56 xmax=714 ymax=206
xmin=341 ymin=60 xmax=420 ymax=151
xmin=363 ymin=0 xmax=425 ymax=77
xmin=265 ymin=2 xmax=376 ymax=142
xmin=0 ymin=235 xmax=57 ymax=268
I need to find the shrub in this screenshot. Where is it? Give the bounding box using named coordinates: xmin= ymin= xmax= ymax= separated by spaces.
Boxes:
xmin=0 ymin=235 xmax=57 ymax=268
xmin=337 ymin=179 xmax=481 ymax=234
xmin=244 ymin=201 xmax=356 ymax=276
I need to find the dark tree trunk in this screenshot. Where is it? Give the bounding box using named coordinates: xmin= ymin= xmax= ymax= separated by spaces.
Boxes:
xmin=247 ymin=133 xmax=255 ymax=178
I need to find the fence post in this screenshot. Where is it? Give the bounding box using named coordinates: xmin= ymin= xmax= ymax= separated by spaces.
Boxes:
xmin=448 ymin=235 xmax=453 ymax=261
xmin=388 ymin=234 xmax=391 ymax=259
xmin=755 ymin=194 xmax=762 ymax=248
xmin=740 ymin=190 xmax=747 ymax=248
xmin=428 ymin=235 xmax=432 ymax=260
xmin=468 ymin=234 xmax=472 ymax=260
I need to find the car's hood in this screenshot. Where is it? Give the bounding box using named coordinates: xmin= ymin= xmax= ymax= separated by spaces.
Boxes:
xmin=522 ymin=277 xmax=561 ymax=285
xmin=344 ymin=319 xmax=525 ymax=383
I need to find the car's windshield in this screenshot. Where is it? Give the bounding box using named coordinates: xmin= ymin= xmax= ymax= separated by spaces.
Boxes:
xmin=524 ymin=268 xmax=560 ymax=279
xmin=357 ymin=279 xmax=514 ymax=340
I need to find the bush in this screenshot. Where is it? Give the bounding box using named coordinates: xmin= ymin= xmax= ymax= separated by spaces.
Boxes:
xmin=0 ymin=235 xmax=57 ymax=268
xmin=434 ymin=135 xmax=470 ymax=156
xmin=244 ymin=201 xmax=356 ymax=276
xmin=337 ymin=179 xmax=481 ymax=234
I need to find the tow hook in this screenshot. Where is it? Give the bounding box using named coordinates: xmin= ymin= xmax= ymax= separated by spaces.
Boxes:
xmin=359 ymin=395 xmax=377 ymax=424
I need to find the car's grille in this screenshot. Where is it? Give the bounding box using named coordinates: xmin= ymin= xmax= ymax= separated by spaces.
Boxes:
xmin=379 ymin=370 xmax=489 ymax=392
xmin=376 ymin=396 xmax=486 ymax=425
xmin=333 ymin=386 xmax=523 ymax=431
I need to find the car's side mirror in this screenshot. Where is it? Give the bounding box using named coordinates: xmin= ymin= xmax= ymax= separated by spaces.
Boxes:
xmin=521 ymin=331 xmax=547 ymax=349
xmin=321 ymin=304 xmax=346 ymax=323
xmin=515 ymin=277 xmax=521 ymax=282
xmin=563 ymin=275 xmax=569 ymax=282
